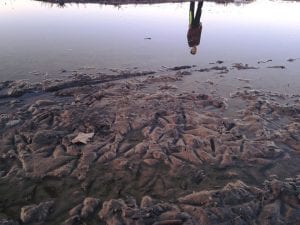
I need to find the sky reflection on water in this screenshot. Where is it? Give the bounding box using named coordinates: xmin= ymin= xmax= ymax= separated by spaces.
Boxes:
xmin=0 ymin=0 xmax=300 ymax=81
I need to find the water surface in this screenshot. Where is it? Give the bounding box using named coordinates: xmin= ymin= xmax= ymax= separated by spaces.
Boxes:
xmin=0 ymin=0 xmax=300 ymax=84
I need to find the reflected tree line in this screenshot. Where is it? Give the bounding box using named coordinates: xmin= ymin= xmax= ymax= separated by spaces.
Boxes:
xmin=37 ymin=0 xmax=253 ymax=5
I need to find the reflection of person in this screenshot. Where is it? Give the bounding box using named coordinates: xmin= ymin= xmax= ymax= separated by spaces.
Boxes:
xmin=58 ymin=0 xmax=65 ymax=7
xmin=187 ymin=1 xmax=204 ymax=55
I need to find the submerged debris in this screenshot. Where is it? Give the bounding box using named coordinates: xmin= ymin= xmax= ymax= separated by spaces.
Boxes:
xmin=232 ymin=63 xmax=259 ymax=70
xmin=168 ymin=65 xmax=194 ymax=71
xmin=258 ymin=59 xmax=272 ymax=64
xmin=287 ymin=58 xmax=300 ymax=62
xmin=196 ymin=66 xmax=228 ymax=73
xmin=209 ymin=60 xmax=224 ymax=64
xmin=267 ymin=65 xmax=286 ymax=69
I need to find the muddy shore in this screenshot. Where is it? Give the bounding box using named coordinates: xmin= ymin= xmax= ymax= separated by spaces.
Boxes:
xmin=0 ymin=64 xmax=299 ymax=225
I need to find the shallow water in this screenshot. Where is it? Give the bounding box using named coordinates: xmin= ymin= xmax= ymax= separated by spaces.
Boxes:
xmin=0 ymin=0 xmax=300 ymax=84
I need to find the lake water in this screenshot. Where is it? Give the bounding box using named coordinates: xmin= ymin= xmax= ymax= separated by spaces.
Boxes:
xmin=0 ymin=0 xmax=300 ymax=84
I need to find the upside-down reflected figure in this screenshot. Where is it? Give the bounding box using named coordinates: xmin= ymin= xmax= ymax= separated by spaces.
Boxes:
xmin=187 ymin=1 xmax=204 ymax=55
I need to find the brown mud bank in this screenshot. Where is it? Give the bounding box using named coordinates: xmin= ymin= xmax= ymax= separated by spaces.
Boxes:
xmin=0 ymin=70 xmax=300 ymax=225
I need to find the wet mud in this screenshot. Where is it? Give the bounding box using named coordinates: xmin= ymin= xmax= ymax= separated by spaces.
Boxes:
xmin=0 ymin=67 xmax=299 ymax=224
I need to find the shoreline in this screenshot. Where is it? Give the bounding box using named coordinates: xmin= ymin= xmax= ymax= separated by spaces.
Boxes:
xmin=1 ymin=57 xmax=299 ymax=97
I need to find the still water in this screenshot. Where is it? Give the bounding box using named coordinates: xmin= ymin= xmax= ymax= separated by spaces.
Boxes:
xmin=0 ymin=0 xmax=300 ymax=81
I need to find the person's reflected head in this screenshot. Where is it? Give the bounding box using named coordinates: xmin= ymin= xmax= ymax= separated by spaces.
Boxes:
xmin=190 ymin=46 xmax=197 ymax=55
xmin=58 ymin=0 xmax=65 ymax=7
